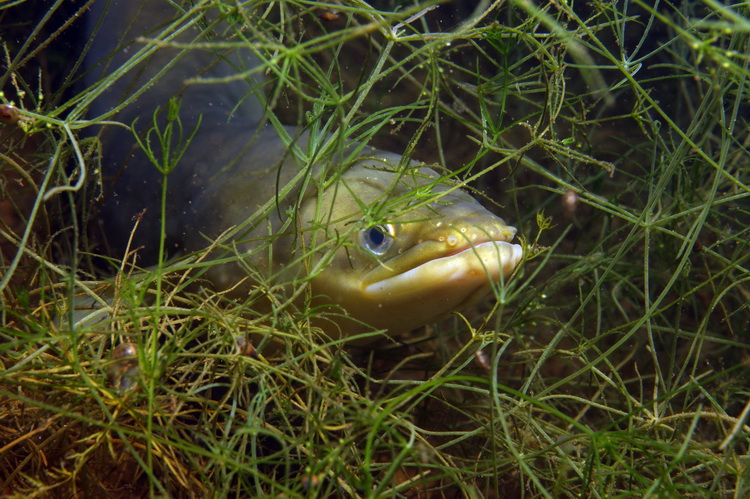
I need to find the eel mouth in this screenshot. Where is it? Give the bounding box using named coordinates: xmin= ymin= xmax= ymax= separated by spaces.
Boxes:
xmin=362 ymin=240 xmax=523 ymax=300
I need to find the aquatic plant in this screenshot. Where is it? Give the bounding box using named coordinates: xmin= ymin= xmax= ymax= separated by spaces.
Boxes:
xmin=1 ymin=0 xmax=748 ymax=496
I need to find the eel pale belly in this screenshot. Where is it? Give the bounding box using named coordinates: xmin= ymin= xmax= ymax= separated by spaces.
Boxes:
xmin=84 ymin=0 xmax=523 ymax=337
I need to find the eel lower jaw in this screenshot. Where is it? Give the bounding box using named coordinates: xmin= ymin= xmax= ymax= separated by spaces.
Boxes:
xmin=362 ymin=240 xmax=523 ymax=300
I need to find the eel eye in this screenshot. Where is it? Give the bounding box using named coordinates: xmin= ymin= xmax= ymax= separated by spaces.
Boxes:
xmin=360 ymin=224 xmax=393 ymax=255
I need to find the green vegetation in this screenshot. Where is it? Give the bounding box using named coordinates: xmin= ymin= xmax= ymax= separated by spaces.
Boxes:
xmin=1 ymin=0 xmax=748 ymax=496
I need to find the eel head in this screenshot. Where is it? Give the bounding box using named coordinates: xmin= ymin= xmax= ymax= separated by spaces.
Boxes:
xmin=298 ymin=153 xmax=523 ymax=336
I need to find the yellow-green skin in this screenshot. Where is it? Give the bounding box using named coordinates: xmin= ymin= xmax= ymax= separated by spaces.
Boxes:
xmin=86 ymin=0 xmax=522 ymax=337
xmin=298 ymin=162 xmax=521 ymax=335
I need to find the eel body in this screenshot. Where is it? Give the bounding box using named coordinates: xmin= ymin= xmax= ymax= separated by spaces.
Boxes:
xmin=85 ymin=0 xmax=523 ymax=336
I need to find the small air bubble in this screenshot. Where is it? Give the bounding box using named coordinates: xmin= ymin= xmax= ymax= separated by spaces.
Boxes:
xmin=109 ymin=343 xmax=140 ymax=392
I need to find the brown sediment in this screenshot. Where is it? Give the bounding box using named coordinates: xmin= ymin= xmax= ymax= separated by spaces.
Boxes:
xmin=0 ymin=117 xmax=45 ymax=289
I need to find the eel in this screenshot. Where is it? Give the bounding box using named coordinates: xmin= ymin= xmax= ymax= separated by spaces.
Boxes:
xmin=84 ymin=0 xmax=523 ymax=337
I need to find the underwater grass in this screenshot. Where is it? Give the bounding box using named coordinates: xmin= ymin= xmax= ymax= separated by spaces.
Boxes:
xmin=1 ymin=0 xmax=749 ymax=496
